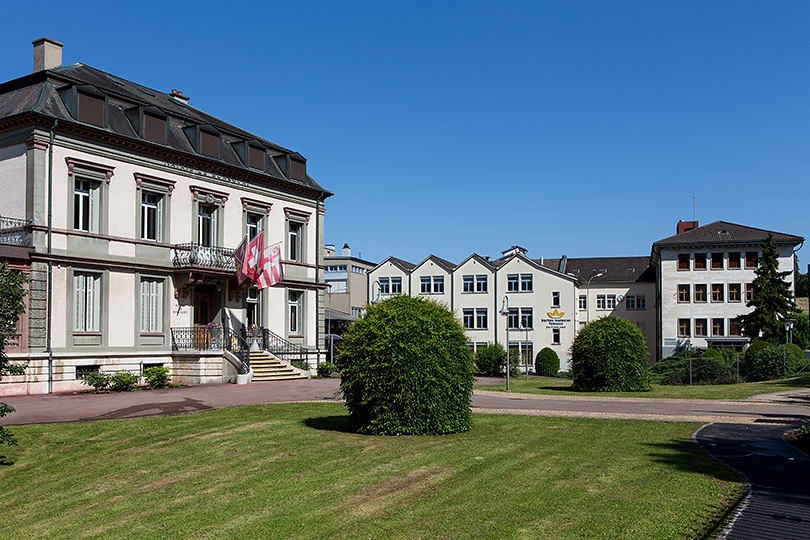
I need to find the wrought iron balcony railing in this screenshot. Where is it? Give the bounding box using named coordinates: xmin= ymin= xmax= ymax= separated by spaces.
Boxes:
xmin=170 ymin=326 xmax=250 ymax=374
xmin=172 ymin=243 xmax=236 ymax=272
xmin=0 ymin=215 xmax=33 ymax=247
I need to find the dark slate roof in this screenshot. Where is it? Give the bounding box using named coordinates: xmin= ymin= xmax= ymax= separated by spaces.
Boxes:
xmin=0 ymin=63 xmax=329 ymax=196
xmin=417 ymin=255 xmax=455 ymax=272
xmin=539 ymin=256 xmax=655 ymax=284
xmin=653 ymin=221 xmax=803 ymax=248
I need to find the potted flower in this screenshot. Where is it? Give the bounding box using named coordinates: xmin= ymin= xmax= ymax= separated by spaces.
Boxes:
xmin=248 ymin=324 xmax=263 ymax=351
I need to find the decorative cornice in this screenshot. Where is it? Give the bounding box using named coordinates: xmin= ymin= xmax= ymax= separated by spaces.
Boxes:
xmin=241 ymin=197 xmax=273 ymax=215
xmin=66 ymin=156 xmax=115 ymax=184
xmin=25 ymin=136 xmax=49 ymax=151
xmin=284 ymin=207 xmax=312 ymax=224
xmin=134 ymin=172 xmax=176 ymax=195
xmin=190 ymin=185 xmax=229 ymax=206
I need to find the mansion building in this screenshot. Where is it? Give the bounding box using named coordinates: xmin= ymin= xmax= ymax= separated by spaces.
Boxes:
xmin=368 ymin=221 xmax=803 ymax=371
xmin=0 ymin=39 xmax=331 ymax=395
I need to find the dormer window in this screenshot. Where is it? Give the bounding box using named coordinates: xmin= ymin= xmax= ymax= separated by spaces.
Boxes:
xmin=200 ymin=129 xmax=220 ymax=158
xmin=77 ymin=88 xmax=105 ymax=127
xmin=290 ymin=157 xmax=306 ymax=181
xmin=143 ymin=111 xmax=166 ymax=144
xmin=249 ymin=145 xmax=265 ymax=170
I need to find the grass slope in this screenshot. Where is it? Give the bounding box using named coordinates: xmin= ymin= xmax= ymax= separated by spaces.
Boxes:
xmin=481 ymin=375 xmax=810 ymax=400
xmin=0 ymin=404 xmax=741 ymax=540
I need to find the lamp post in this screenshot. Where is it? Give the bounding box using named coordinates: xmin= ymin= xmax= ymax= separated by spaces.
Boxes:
xmin=524 ymin=322 xmax=530 ymax=381
xmin=370 ymin=280 xmax=382 ymax=305
xmin=585 ymin=270 xmax=605 ymax=324
xmin=784 ymin=318 xmax=796 ymax=375
xmin=499 ymin=296 xmax=510 ymax=391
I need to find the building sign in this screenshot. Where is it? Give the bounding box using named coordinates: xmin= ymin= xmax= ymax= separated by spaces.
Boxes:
xmin=541 ymin=308 xmax=571 ymax=329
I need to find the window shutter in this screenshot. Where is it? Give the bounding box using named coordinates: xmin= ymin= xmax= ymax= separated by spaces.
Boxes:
xmin=74 ymin=274 xmax=85 ymax=332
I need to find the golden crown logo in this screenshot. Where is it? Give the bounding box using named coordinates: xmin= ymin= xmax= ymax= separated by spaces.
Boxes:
xmin=547 ymin=308 xmax=565 ymax=318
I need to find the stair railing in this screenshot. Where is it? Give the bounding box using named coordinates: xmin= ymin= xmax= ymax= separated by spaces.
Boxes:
xmin=252 ymin=328 xmax=309 ymax=370
xmin=170 ymin=326 xmax=250 ymax=375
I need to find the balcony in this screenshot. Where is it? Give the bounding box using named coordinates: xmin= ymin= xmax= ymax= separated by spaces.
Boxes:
xmin=0 ymin=215 xmax=33 ymax=248
xmin=172 ymin=243 xmax=236 ymax=272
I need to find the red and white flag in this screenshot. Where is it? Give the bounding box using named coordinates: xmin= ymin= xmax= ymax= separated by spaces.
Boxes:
xmin=233 ymin=235 xmax=249 ymax=285
xmin=242 ymin=231 xmax=264 ymax=283
xmin=257 ymin=242 xmax=283 ymax=289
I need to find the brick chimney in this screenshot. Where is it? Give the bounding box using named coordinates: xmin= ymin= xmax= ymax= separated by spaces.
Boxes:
xmin=677 ymin=220 xmax=698 ymax=234
xmin=32 ymin=37 xmax=63 ymax=72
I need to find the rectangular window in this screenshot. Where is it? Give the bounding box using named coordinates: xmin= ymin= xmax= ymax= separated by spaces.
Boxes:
xmin=463 ymin=275 xmax=474 ymax=293
xmin=74 ymin=179 xmax=101 ymax=232
xmin=521 ymin=274 xmax=533 ymax=292
xmin=140 ymin=192 xmax=163 ymax=241
xmin=728 ymin=252 xmax=741 ymax=269
xmin=694 ymin=253 xmax=707 ymax=270
xmin=578 ymin=295 xmax=587 ymax=310
xmin=636 ymin=295 xmax=646 ymax=309
xmin=712 ymin=318 xmax=724 ymax=337
xmin=551 ymin=291 xmax=560 ymax=307
xmin=391 ymin=277 xmax=402 ymax=294
xmin=420 ymin=276 xmax=431 ymax=294
xmin=636 ymin=321 xmax=647 ymax=335
xmin=74 ymin=272 xmax=101 ymax=332
xmin=745 ymin=252 xmax=758 ymax=269
xmin=678 ymin=254 xmax=690 ymax=270
xmin=711 ymin=284 xmax=724 ymax=302
xmin=246 ymin=212 xmax=262 ymax=240
xmin=378 ymin=277 xmax=390 ymax=295
xmin=597 ymin=295 xmax=606 ymax=310
xmin=746 ymin=283 xmax=753 ymax=303
xmin=606 ymin=295 xmax=616 ymax=309
xmin=140 ymin=277 xmax=163 ymax=333
xmin=288 ymin=221 xmax=303 ymax=262
xmin=521 ymin=308 xmax=533 ymax=329
xmin=711 ymin=253 xmax=724 ymax=270
xmin=476 ymin=308 xmax=488 ymax=329
xmin=626 ymin=295 xmax=636 ymax=310
xmin=508 ymin=307 xmax=519 ymax=330
xmin=729 ymin=320 xmax=741 ymax=336
xmin=288 ymin=291 xmax=303 ymax=334
xmin=728 ymin=283 xmax=741 ymax=302
xmin=552 ymin=328 xmax=561 ymax=345
xmin=678 ymin=318 xmax=691 ymax=337
xmin=197 ymin=204 xmax=217 ymax=246
xmin=433 ymin=276 xmax=444 ymax=294
xmin=463 ymin=308 xmax=474 ymax=329
xmin=678 ymin=284 xmax=690 ymax=303
xmin=507 ymin=274 xmax=519 ymax=292
xmin=695 ymin=319 xmax=707 ymax=337
xmin=694 ymin=284 xmax=707 ymax=303
xmin=476 ymin=275 xmax=488 ymax=293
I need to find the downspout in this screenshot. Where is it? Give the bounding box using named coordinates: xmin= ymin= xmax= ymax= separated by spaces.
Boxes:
xmin=315 ymin=191 xmax=325 ymax=362
xmin=47 ymin=119 xmax=57 ymax=393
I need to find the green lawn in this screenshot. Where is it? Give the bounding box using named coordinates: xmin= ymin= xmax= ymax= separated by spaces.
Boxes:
xmin=478 ymin=375 xmax=810 ymax=400
xmin=0 ymin=403 xmax=740 ymax=539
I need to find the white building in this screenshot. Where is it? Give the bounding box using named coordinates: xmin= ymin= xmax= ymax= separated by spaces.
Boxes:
xmin=0 ymin=39 xmax=331 ymax=395
xmin=651 ymin=220 xmax=803 ymax=359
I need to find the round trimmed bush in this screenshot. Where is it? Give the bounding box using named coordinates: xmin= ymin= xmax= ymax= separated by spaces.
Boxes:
xmin=474 ymin=343 xmax=505 ymax=377
xmin=571 ymin=317 xmax=651 ymax=392
xmin=337 ymin=295 xmax=475 ymax=435
xmin=535 ymin=347 xmax=560 ymax=377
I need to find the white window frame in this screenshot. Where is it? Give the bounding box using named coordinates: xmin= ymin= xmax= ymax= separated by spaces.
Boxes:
xmin=476 ymin=275 xmax=488 ymax=293
xmin=391 ymin=277 xmax=402 ymax=294
xmin=521 ymin=274 xmax=533 ymax=292
xmin=463 ymin=275 xmax=474 ymax=293
xmin=74 ymin=272 xmax=101 ymax=332
xmin=420 ymin=276 xmax=431 ymax=294
xmin=288 ymin=290 xmax=303 ymax=335
xmin=552 ymin=328 xmax=561 ymax=345
xmin=507 ymin=274 xmax=519 ymax=292
xmin=551 ymin=291 xmax=560 ymax=307
xmin=578 ymin=295 xmax=587 ymax=310
xmin=463 ymin=308 xmax=474 ymax=329
xmin=139 ymin=277 xmax=164 ymax=334
xmin=476 ymin=308 xmax=488 ymax=329
xmin=521 ymin=307 xmax=533 ymax=330
xmin=433 ymin=275 xmax=444 ymax=294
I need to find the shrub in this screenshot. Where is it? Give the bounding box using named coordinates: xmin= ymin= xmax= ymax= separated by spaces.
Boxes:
xmin=650 ymin=355 xmax=732 ymax=385
xmin=571 ymin=317 xmax=650 ymax=392
xmin=82 ymin=371 xmax=111 ymax=391
xmin=535 ymin=347 xmax=560 ymax=377
xmin=743 ymin=345 xmax=805 ymax=381
xmin=109 ymin=371 xmax=139 ymax=392
xmin=337 ymin=295 xmax=475 ymax=435
xmin=475 ymin=343 xmax=506 ymax=377
xmin=317 ymin=362 xmax=335 ymax=378
xmin=144 ymin=366 xmax=169 ymax=389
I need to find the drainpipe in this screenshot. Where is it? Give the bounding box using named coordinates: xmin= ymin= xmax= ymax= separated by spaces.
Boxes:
xmin=315 ymin=191 xmax=326 ymax=362
xmin=47 ymin=119 xmax=57 ymax=393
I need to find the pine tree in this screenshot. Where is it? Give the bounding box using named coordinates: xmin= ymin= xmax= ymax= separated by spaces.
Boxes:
xmin=736 ymin=233 xmax=799 ymax=343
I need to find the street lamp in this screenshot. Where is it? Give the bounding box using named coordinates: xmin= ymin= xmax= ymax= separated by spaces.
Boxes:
xmin=585 ymin=270 xmax=605 ymax=324
xmin=370 ymin=280 xmax=382 ymax=305
xmin=784 ymin=318 xmax=796 ymax=375
xmin=499 ymin=296 xmax=510 ymax=391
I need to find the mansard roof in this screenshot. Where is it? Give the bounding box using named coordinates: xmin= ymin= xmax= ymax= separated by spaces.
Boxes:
xmin=0 ymin=63 xmax=330 ymax=198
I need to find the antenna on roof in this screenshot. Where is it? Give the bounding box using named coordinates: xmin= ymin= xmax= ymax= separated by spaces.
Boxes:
xmin=693 ymin=194 xmax=696 ymax=222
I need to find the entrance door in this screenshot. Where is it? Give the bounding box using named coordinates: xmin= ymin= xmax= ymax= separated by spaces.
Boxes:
xmin=194 ymin=292 xmax=212 ymax=349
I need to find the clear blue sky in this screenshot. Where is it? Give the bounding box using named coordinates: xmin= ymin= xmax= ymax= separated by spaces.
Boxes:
xmin=3 ymin=1 xmax=809 ymax=266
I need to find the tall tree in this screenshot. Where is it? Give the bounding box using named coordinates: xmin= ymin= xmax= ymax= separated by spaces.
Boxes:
xmin=736 ymin=234 xmax=799 ymax=343
xmin=794 ymin=256 xmax=809 ymax=298
xmin=0 ymin=262 xmax=27 ymax=445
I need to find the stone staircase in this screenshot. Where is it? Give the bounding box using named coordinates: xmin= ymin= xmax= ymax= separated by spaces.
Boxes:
xmin=249 ymin=350 xmax=309 ymax=382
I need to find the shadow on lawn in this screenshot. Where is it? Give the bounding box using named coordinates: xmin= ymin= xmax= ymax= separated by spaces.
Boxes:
xmin=304 ymin=415 xmax=354 ymax=433
xmin=0 ymin=455 xmax=13 ymax=466
xmin=643 ymin=438 xmax=745 ymax=540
